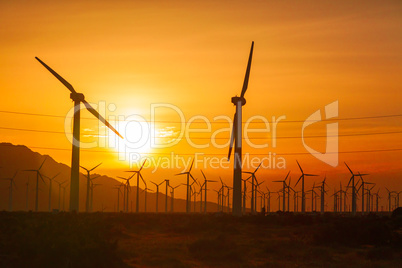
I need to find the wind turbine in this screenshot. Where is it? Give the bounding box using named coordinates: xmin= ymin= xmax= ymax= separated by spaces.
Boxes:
xmin=126 ymin=159 xmax=147 ymax=213
xmin=163 ymin=179 xmax=170 ymax=213
xmin=24 ymin=157 xmax=47 ymax=211
xmin=35 ymin=57 xmax=123 ymax=212
xmin=319 ymin=176 xmax=328 ymax=214
xmin=295 ymin=160 xmax=318 ymax=213
xmin=80 ymin=163 xmax=102 ymax=212
xmin=2 ymin=171 xmax=18 ymax=211
xmin=25 ymin=176 xmax=30 ymax=211
xmin=44 ymin=172 xmax=60 ymax=212
xmin=141 ymin=187 xmax=153 ymax=212
xmin=61 ymin=183 xmax=69 ymax=211
xmin=345 ymin=162 xmax=368 ymax=215
xmin=385 ymin=188 xmax=396 ymax=212
xmin=200 ymin=170 xmax=217 ymax=213
xmin=113 ymin=184 xmax=123 ymax=212
xmin=356 ymin=172 xmax=372 ymax=215
xmin=90 ymin=183 xmax=101 ymax=212
xmin=273 ymin=171 xmax=290 ymax=212
xmin=242 ymin=161 xmax=262 ymax=214
xmin=265 ymin=186 xmax=272 ymax=213
xmin=169 ymin=184 xmax=180 ymax=212
xmin=151 ymin=180 xmax=164 ymax=213
xmin=55 ymin=180 xmax=67 ymax=210
xmin=175 ymin=159 xmax=195 ymax=213
xmin=227 ymin=41 xmax=255 ymax=216
xmin=118 ymin=174 xmax=134 ymax=212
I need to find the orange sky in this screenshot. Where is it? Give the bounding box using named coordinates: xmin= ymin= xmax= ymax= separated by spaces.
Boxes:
xmin=0 ymin=0 xmax=401 ymax=198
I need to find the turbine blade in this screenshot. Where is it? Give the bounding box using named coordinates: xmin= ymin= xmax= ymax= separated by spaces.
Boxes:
xmin=139 ymin=159 xmax=147 ymax=172
xmin=284 ymin=171 xmax=290 ymax=181
xmin=35 ymin=57 xmax=77 ymax=94
xmin=227 ymin=113 xmax=237 ymax=161
xmin=344 ymin=162 xmax=353 ymax=175
xmin=189 ymin=158 xmax=194 ymax=172
xmin=296 ymin=160 xmax=303 ymax=173
xmin=200 ymin=169 xmax=207 ymax=180
xmin=82 ymin=100 xmax=123 ymax=139
xmin=254 ymin=161 xmax=262 ymax=173
xmin=39 ymin=157 xmax=47 ymax=170
xmin=295 ymin=175 xmax=303 ymax=187
xmin=240 ymin=41 xmax=254 ymax=98
xmin=80 ymin=166 xmax=89 ymax=172
xmin=90 ymin=162 xmax=102 ymax=172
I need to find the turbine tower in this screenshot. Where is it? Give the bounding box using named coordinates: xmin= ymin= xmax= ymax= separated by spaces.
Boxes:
xmin=35 ymin=57 xmax=123 ymax=212
xmin=200 ymin=170 xmax=217 ymax=213
xmin=273 ymin=171 xmax=290 ymax=212
xmin=227 ymin=41 xmax=255 ymax=216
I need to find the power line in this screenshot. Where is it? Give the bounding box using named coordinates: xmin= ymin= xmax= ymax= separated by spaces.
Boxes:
xmin=0 ymin=143 xmax=400 ymax=156
xmin=0 ymin=125 xmax=401 ymax=139
xmin=0 ymin=109 xmax=401 ymax=124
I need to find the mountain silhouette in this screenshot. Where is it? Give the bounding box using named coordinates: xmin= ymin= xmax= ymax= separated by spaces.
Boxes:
xmin=0 ymin=143 xmax=221 ymax=212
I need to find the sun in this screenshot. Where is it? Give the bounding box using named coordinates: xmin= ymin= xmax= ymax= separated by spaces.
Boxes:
xmin=107 ymin=119 xmax=153 ymax=165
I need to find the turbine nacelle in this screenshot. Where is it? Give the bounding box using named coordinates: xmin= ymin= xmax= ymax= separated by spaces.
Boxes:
xmin=70 ymin=92 xmax=85 ymax=102
xmin=231 ymin=96 xmax=246 ymax=106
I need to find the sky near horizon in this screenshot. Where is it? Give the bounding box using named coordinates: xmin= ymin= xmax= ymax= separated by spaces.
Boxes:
xmin=0 ymin=0 xmax=401 ymax=196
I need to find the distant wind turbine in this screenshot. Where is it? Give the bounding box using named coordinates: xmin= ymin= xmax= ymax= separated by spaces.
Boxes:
xmin=175 ymin=159 xmax=195 ymax=213
xmin=151 ymin=180 xmax=164 ymax=213
xmin=169 ymin=184 xmax=180 ymax=212
xmin=2 ymin=171 xmax=18 ymax=211
xmin=273 ymin=171 xmax=290 ymax=212
xmin=81 ymin=163 xmax=102 ymax=212
xmin=125 ymin=159 xmax=147 ymax=213
xmin=295 ymin=160 xmax=318 ymax=213
xmin=200 ymin=170 xmax=217 ymax=213
xmin=345 ymin=162 xmax=368 ymax=215
xmin=35 ymin=57 xmax=123 ymax=212
xmin=227 ymin=41 xmax=255 ymax=216
xmin=243 ymin=162 xmax=262 ymax=214
xmin=44 ymin=172 xmax=60 ymax=212
xmin=24 ymin=157 xmax=47 ymax=211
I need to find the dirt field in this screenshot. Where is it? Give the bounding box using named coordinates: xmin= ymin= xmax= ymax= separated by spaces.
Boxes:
xmin=0 ymin=212 xmax=401 ymax=267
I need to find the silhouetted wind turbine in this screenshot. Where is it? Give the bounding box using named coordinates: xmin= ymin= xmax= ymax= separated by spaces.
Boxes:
xmin=2 ymin=171 xmax=18 ymax=211
xmin=151 ymin=180 xmax=164 ymax=213
xmin=113 ymin=185 xmax=121 ymax=212
xmin=200 ymin=170 xmax=217 ymax=213
xmin=81 ymin=163 xmax=102 ymax=212
xmin=163 ymin=179 xmax=170 ymax=213
xmin=169 ymin=184 xmax=180 ymax=212
xmin=24 ymin=157 xmax=47 ymax=211
xmin=345 ymin=162 xmax=368 ymax=215
xmin=55 ymin=180 xmax=67 ymax=210
xmin=35 ymin=57 xmax=123 ymax=212
xmin=243 ymin=161 xmax=262 ymax=214
xmin=273 ymin=171 xmax=290 ymax=212
xmin=227 ymin=41 xmax=255 ymax=216
xmin=25 ymin=176 xmax=30 ymax=211
xmin=356 ymin=172 xmax=372 ymax=214
xmin=126 ymin=159 xmax=147 ymax=213
xmin=44 ymin=172 xmax=60 ymax=212
xmin=175 ymin=159 xmax=195 ymax=213
xmin=319 ymin=176 xmax=328 ymax=214
xmin=295 ymin=160 xmax=318 ymax=213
